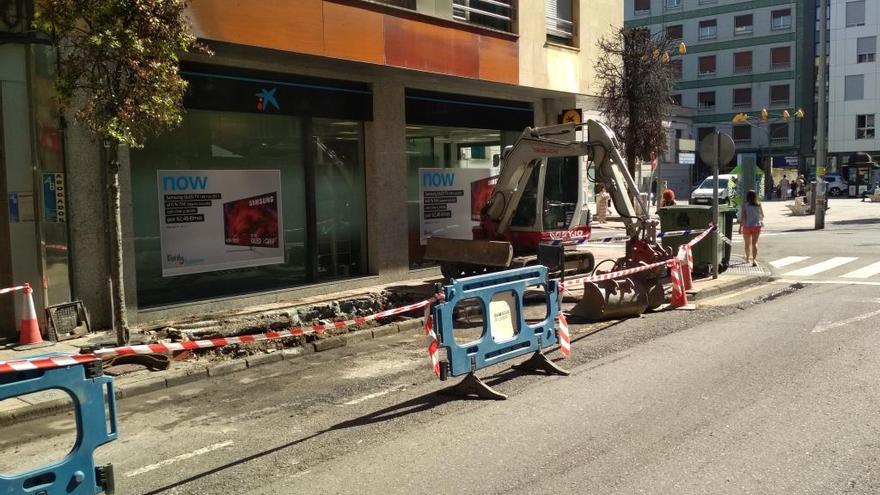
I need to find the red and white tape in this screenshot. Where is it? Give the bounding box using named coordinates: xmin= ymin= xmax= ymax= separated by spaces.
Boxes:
xmin=557 ymin=314 xmax=571 ymax=357
xmin=560 ymin=259 xmax=672 ymax=290
xmin=0 ymin=298 xmax=436 ymax=374
xmin=685 ymin=223 xmax=715 ymax=248
xmin=0 ymin=285 xmax=25 ymax=296
xmin=0 ymin=354 xmax=99 ymax=374
xmin=423 ymin=303 xmax=441 ymax=378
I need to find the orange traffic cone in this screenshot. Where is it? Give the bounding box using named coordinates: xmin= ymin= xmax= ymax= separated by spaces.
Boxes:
xmin=680 ymin=246 xmax=693 ymax=291
xmin=669 ymin=258 xmax=691 ymax=309
xmin=18 ymin=283 xmax=44 ymax=345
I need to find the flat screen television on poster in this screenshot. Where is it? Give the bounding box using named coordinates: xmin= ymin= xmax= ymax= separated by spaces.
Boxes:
xmin=223 ymin=192 xmax=280 ymax=248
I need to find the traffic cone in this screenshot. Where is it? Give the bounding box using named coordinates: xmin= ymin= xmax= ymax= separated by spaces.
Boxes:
xmin=680 ymin=246 xmax=693 ymax=291
xmin=18 ymin=283 xmax=44 ymax=345
xmin=669 ymin=258 xmax=690 ymax=309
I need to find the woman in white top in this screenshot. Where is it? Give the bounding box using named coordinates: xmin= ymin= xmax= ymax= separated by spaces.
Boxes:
xmin=738 ymin=189 xmax=764 ymax=266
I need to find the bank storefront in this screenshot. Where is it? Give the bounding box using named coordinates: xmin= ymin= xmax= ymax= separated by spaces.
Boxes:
xmin=131 ymin=64 xmax=370 ymax=307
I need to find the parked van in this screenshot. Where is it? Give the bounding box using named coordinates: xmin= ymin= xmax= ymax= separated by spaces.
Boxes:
xmin=690 ymin=174 xmax=734 ymax=205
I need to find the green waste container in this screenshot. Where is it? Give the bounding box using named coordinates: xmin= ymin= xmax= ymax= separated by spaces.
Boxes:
xmin=657 ymin=205 xmax=732 ymax=276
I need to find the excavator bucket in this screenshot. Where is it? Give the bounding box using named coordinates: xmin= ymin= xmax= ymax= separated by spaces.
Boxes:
xmin=569 ymin=278 xmax=648 ymax=321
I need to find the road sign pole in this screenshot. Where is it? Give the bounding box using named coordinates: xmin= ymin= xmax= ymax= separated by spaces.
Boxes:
xmin=815 ymin=0 xmax=828 ymax=230
xmin=712 ymin=132 xmax=720 ymax=279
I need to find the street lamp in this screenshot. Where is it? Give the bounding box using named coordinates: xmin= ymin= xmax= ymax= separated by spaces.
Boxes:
xmin=731 ymin=108 xmax=806 ymax=199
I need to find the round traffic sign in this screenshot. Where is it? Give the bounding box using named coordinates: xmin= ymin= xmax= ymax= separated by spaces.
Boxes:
xmin=698 ymin=133 xmax=736 ymax=167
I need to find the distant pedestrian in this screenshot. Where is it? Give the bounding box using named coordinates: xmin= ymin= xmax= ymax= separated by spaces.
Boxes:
xmin=659 ymin=188 xmax=676 ymax=207
xmin=780 ymin=175 xmax=790 ymax=200
xmin=738 ymin=189 xmax=764 ymax=267
xmin=595 ymin=183 xmax=611 ymax=223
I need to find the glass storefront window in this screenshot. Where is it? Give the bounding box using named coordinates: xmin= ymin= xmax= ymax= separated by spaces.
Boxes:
xmin=132 ymin=110 xmax=367 ymax=307
xmin=406 ymin=125 xmax=519 ymax=268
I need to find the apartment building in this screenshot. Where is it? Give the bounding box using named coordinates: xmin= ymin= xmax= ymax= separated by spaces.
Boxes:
xmin=625 ymin=0 xmax=816 ymax=183
xmin=828 ymin=0 xmax=880 ymax=195
xmin=0 ymin=0 xmax=621 ymax=333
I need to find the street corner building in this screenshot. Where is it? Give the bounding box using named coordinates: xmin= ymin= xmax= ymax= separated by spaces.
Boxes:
xmin=0 ymin=0 xmax=622 ymax=332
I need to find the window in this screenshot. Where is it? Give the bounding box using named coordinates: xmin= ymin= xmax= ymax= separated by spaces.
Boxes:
xmin=733 ymin=125 xmax=751 ymax=143
xmin=546 ymin=0 xmax=575 ymax=45
xmin=846 ymin=1 xmax=865 ymax=27
xmin=698 ymin=55 xmax=716 ymax=76
xmin=454 ymin=0 xmax=514 ymax=32
xmin=698 ymin=91 xmax=716 ymax=111
xmin=733 ymin=87 xmax=752 ymax=107
xmin=771 ymin=46 xmax=791 ymax=69
xmin=670 ymin=94 xmax=682 ymax=106
xmin=698 ymin=0 xmax=716 ymax=4
xmin=769 ymin=84 xmax=789 ymax=105
xmin=771 ymin=8 xmax=791 ymax=30
xmin=857 ymin=36 xmax=876 ymax=63
xmin=699 ymin=19 xmax=717 ymax=40
xmin=634 ymin=0 xmax=650 ymax=14
xmin=666 ymin=24 xmax=683 ymax=40
xmin=665 ymin=0 xmax=681 ymax=9
xmin=733 ymin=51 xmax=752 ymax=72
xmin=670 ymin=59 xmax=682 ymax=79
xmin=856 ymin=114 xmax=875 ymax=139
xmin=845 ymin=75 xmax=864 ymax=100
xmin=734 ymin=14 xmax=753 ymax=35
xmin=770 ymin=123 xmax=789 ymax=143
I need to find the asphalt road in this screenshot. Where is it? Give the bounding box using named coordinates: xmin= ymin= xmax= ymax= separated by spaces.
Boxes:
xmin=3 ymin=199 xmax=880 ymax=495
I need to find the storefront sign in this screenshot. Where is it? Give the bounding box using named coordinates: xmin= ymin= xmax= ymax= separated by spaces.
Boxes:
xmin=42 ymin=173 xmax=66 ymax=222
xmin=157 ymin=169 xmax=284 ymax=277
xmin=678 ymin=152 xmax=695 ymax=165
xmin=419 ymin=168 xmax=496 ymax=245
xmin=8 ymin=193 xmax=19 ymax=223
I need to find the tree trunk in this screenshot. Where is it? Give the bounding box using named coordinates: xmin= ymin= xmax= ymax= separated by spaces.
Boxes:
xmin=107 ymin=143 xmax=130 ymax=345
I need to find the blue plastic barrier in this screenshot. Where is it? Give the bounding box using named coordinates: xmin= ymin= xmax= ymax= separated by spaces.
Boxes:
xmin=431 ymin=266 xmax=568 ymax=399
xmin=0 ymin=358 xmax=117 ymax=494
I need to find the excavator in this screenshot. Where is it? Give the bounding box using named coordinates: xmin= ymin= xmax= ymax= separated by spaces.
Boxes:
xmin=424 ymin=119 xmax=672 ymax=319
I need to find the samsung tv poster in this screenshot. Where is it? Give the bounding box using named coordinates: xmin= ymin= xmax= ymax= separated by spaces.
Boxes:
xmin=157 ymin=169 xmax=284 ymax=277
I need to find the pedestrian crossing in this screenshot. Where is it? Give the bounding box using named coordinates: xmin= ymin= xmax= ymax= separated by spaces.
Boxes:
xmin=769 ymin=256 xmax=880 ymax=284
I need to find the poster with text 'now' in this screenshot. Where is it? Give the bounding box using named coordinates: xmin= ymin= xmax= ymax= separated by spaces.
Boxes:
xmin=157 ymin=169 xmax=284 ymax=277
xmin=419 ymin=167 xmax=497 ymax=245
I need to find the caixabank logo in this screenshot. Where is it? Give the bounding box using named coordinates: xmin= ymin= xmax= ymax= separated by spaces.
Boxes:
xmin=255 ymin=88 xmax=279 ymax=112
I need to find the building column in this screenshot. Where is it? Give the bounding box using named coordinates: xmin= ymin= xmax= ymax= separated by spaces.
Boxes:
xmin=65 ymin=121 xmax=112 ymax=329
xmin=364 ymin=78 xmax=409 ymax=281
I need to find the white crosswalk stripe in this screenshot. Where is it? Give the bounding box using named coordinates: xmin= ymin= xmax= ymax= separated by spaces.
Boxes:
xmin=841 ymin=260 xmax=880 ymax=279
xmin=770 ymin=256 xmax=810 ymax=269
xmin=783 ymin=257 xmax=858 ymax=277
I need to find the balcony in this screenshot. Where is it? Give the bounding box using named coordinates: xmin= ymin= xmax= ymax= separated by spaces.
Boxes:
xmin=453 ymin=0 xmax=514 ymax=33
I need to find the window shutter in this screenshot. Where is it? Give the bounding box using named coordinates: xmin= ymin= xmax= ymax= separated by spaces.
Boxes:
xmin=846 ymin=0 xmax=865 ymax=26
xmin=845 ymin=75 xmax=864 ymax=101
xmin=857 ymin=36 xmax=876 ymax=55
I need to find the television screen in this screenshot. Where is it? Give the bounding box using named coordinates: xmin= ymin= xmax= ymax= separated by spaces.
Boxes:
xmin=223 ymin=192 xmax=279 ymax=248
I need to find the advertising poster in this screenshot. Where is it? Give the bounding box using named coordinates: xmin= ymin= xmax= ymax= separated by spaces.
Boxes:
xmin=419 ymin=168 xmax=497 ymax=245
xmin=157 ymin=169 xmax=284 ymax=277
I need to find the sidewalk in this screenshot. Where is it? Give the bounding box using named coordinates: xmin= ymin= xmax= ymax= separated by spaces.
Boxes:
xmin=0 ymin=224 xmax=769 ymax=425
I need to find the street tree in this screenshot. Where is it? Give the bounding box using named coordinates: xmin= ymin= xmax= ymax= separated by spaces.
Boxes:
xmin=594 ymin=26 xmax=680 ymax=178
xmin=35 ymin=0 xmax=209 ymax=344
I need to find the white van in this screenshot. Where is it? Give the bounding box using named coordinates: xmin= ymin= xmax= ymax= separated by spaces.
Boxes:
xmin=690 ymin=174 xmax=734 ymax=205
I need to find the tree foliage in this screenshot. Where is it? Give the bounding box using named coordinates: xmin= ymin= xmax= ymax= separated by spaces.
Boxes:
xmin=595 ymin=27 xmax=678 ymax=174
xmin=35 ymin=0 xmax=208 ymax=147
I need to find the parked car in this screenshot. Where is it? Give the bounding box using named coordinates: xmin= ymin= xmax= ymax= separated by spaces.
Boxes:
xmin=690 ymin=174 xmax=733 ymax=205
xmin=824 ymin=174 xmax=847 ymax=196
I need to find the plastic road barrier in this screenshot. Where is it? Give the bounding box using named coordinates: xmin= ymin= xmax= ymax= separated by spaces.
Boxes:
xmin=430 ymin=266 xmax=569 ymax=400
xmin=0 ymin=357 xmax=117 ymax=494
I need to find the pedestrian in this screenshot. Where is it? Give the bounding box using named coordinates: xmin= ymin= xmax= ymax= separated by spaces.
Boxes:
xmin=738 ymin=189 xmax=764 ymax=267
xmin=595 ymin=183 xmax=611 ymax=223
xmin=780 ymin=175 xmax=790 ymax=200
xmin=659 ymin=188 xmax=676 ymax=207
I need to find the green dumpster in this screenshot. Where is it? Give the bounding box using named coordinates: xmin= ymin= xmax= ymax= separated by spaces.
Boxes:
xmin=657 ymin=205 xmax=732 ymax=276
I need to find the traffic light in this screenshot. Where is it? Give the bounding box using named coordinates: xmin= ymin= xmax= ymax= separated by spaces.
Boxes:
xmin=678 ymin=42 xmax=687 ymax=55
xmin=783 ymin=110 xmax=791 ymax=121
xmin=760 ymin=108 xmax=769 ymax=122
xmin=795 ymin=108 xmax=805 ymax=119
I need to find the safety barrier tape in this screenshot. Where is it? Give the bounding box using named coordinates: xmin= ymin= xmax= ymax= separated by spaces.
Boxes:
xmin=423 ymin=294 xmax=444 ymax=377
xmin=559 ymin=259 xmax=673 ymax=290
xmin=657 ymin=228 xmax=708 ymax=239
xmin=685 ymin=224 xmax=716 ymax=248
xmin=0 ymin=298 xmax=436 ymax=374
xmin=0 ymin=285 xmax=25 ymax=295
xmin=547 ymin=234 xmax=629 ymax=246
